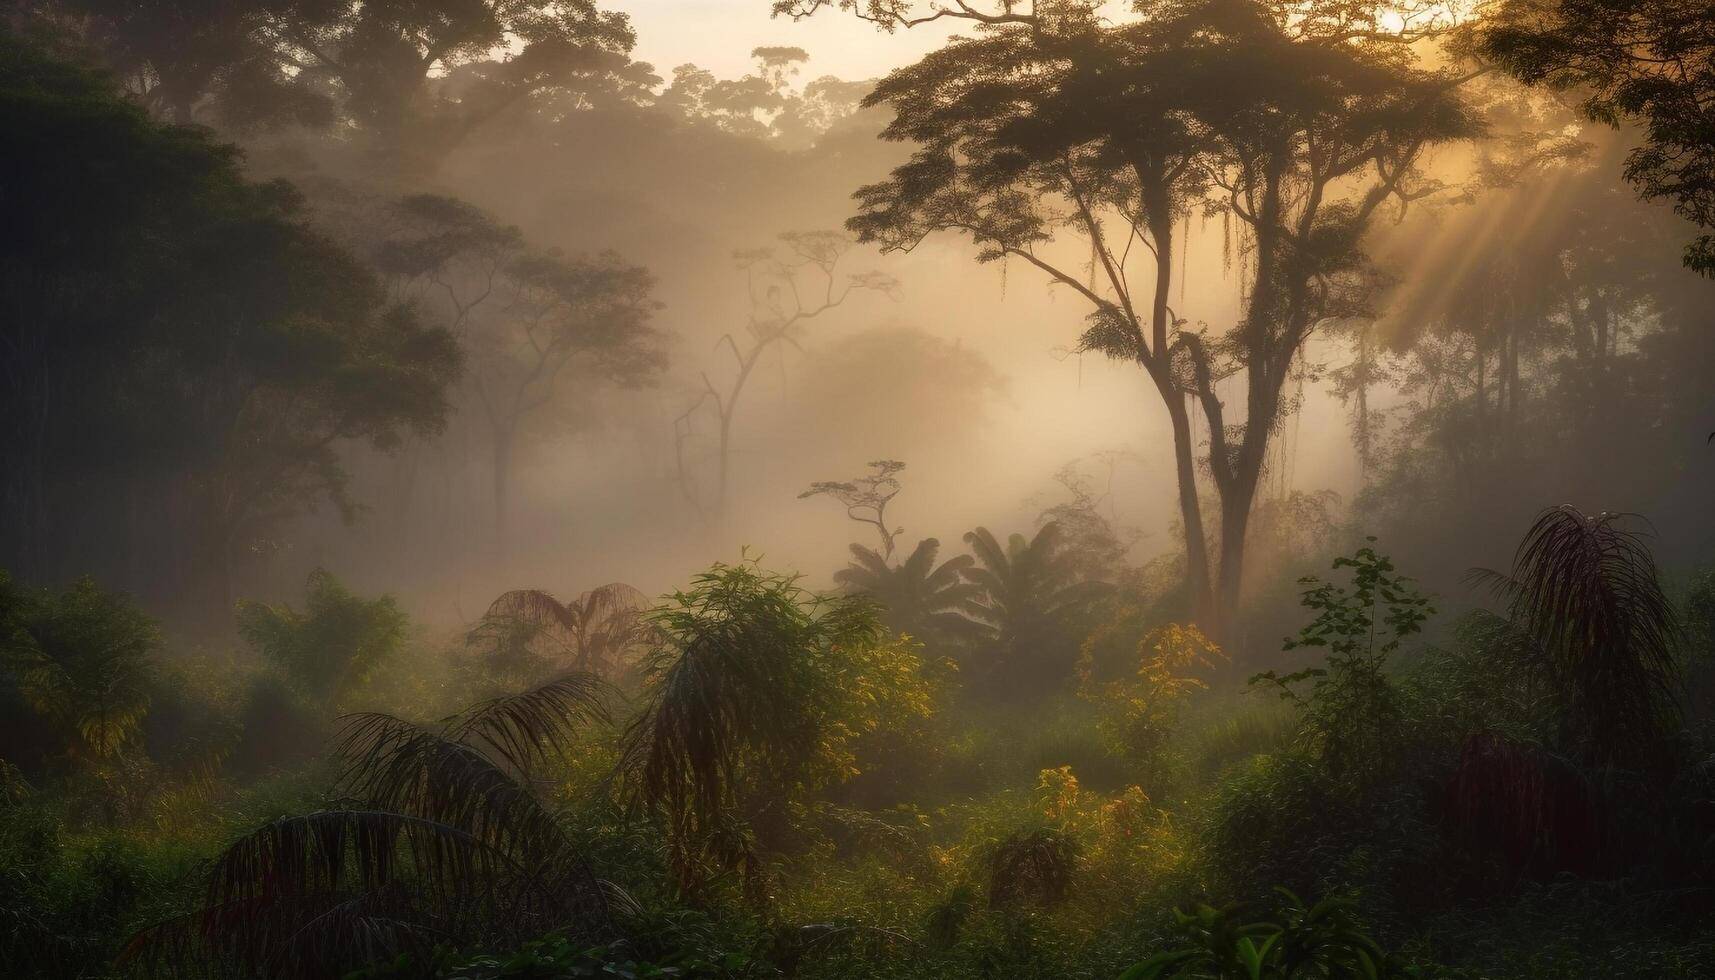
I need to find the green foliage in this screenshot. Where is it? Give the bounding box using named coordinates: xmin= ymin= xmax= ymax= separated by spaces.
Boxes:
xmin=1120 ymin=889 xmax=1396 ymax=980
xmin=1080 ymin=622 xmax=1224 ymax=786
xmin=620 ymin=559 xmax=944 ymax=899
xmin=962 ymin=523 xmax=1111 ymax=697
xmin=135 ymin=674 xmax=614 ymax=978
xmin=0 ymin=576 xmax=158 ymax=762
xmin=835 ymin=537 xmax=986 ymax=654
xmin=1253 ymin=543 xmax=1433 ymax=787
xmin=237 ymin=569 xmax=409 ymax=706
xmin=0 ymin=31 xmax=462 ymax=610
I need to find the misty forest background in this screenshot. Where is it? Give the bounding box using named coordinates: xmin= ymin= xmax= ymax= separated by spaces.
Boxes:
xmin=5 ymin=0 xmax=1715 ymax=977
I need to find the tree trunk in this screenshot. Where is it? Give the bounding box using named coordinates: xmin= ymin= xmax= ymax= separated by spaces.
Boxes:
xmin=1164 ymin=393 xmax=1215 ymax=624
xmin=492 ymin=428 xmax=513 ymax=564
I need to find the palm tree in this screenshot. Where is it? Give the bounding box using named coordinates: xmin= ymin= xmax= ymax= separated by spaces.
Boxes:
xmin=618 ymin=561 xmax=882 ymax=901
xmin=1470 ymin=505 xmax=1681 ymax=769
xmin=962 ymin=523 xmax=1110 ymax=693
xmin=468 ymin=583 xmax=654 ymax=685
xmin=2 ymin=575 xmax=156 ymax=762
xmin=834 ymin=537 xmax=985 ymax=651
xmin=127 ymin=675 xmax=615 ymax=978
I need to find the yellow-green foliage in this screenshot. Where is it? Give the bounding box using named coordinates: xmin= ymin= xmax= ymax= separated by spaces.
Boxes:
xmin=1079 ymin=621 xmax=1225 ymax=781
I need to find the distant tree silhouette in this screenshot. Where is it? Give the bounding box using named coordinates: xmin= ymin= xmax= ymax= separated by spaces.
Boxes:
xmin=376 ymin=194 xmax=665 ymax=558
xmin=801 ymin=459 xmax=907 ymax=559
xmin=835 ymin=537 xmax=985 ymax=650
xmin=673 ymin=232 xmax=896 ymax=520
xmin=962 ymin=523 xmax=1109 ymax=693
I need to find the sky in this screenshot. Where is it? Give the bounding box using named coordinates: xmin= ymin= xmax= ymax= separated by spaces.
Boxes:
xmin=612 ymin=0 xmax=968 ymax=81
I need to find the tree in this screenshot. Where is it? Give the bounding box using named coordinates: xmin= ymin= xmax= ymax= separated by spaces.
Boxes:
xmin=0 ymin=576 xmax=158 ymax=763
xmin=0 ymin=32 xmax=463 ymax=614
xmin=236 ymin=568 xmax=408 ymax=707
xmin=1253 ymin=542 xmax=1434 ymax=788
xmin=466 ymin=583 xmax=654 ymax=687
xmin=1480 ymin=0 xmax=1715 ymax=275
xmin=22 ymin=0 xmax=647 ymax=158
xmin=673 ymin=232 xmax=896 ymax=519
xmin=660 ymin=45 xmax=872 ymax=147
xmin=1078 ymin=622 xmax=1223 ymax=784
xmin=787 ymin=0 xmax=1476 ymax=639
xmin=835 ymin=536 xmax=986 ymax=650
xmin=376 ymin=194 xmax=665 ymax=556
xmin=800 ymin=459 xmax=907 ymax=559
xmin=962 ymin=522 xmax=1110 ymax=694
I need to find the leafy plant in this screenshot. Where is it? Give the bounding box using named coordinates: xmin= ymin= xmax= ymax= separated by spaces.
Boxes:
xmin=834 ymin=537 xmax=986 ymax=653
xmin=1120 ymin=888 xmax=1394 ymax=980
xmin=1080 ymin=623 xmax=1224 ymax=782
xmin=126 ymin=674 xmax=614 ymax=978
xmin=963 ymin=522 xmax=1111 ymax=695
xmin=618 ymin=559 xmax=889 ymax=900
xmin=236 ymin=568 xmax=407 ymax=707
xmin=1 ymin=575 xmax=158 ymax=762
xmin=468 ymin=584 xmax=655 ymax=687
xmin=986 ymin=827 xmax=1079 ymax=910
xmin=1254 ymin=543 xmax=1433 ymax=787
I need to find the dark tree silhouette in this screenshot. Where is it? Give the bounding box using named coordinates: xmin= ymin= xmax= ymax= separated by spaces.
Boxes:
xmin=786 ymin=0 xmax=1477 ymax=638
xmin=376 ymin=195 xmax=665 ymax=558
xmin=962 ymin=522 xmax=1109 ymax=693
xmin=0 ymin=34 xmax=463 ymax=614
xmin=835 ymin=537 xmax=985 ymax=650
xmin=1480 ymin=0 xmax=1715 ymax=275
xmin=801 ymin=459 xmax=907 ymax=560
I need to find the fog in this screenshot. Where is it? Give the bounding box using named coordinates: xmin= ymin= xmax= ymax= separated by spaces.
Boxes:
xmin=11 ymin=4 xmax=1715 ymax=977
xmin=7 ymin=0 xmax=1714 ymax=646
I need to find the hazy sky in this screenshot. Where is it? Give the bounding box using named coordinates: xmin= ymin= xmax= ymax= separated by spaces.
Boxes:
xmin=612 ymin=0 xmax=965 ymax=81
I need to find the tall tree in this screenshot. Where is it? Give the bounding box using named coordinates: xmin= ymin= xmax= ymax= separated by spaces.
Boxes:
xmin=786 ymin=0 xmax=1475 ymax=637
xmin=0 ymin=32 xmax=462 ymax=614
xmin=20 ymin=0 xmax=648 ymax=158
xmin=674 ymin=232 xmax=896 ymax=519
xmin=1480 ymin=0 xmax=1715 ymax=275
xmin=376 ymin=194 xmax=665 ymax=556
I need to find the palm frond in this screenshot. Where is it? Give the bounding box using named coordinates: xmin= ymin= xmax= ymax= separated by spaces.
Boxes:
xmin=1475 ymin=506 xmax=1681 ymax=768
xmin=446 ymin=672 xmax=613 ymax=775
xmin=131 ymin=810 xmax=519 ymax=979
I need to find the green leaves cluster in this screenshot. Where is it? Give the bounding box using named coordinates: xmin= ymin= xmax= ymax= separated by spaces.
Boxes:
xmin=237 ymin=568 xmax=408 ymax=707
xmin=1121 ymin=889 xmax=1394 ymax=980
xmin=0 ymin=573 xmax=158 ymax=762
xmin=1253 ymin=542 xmax=1433 ymax=786
xmin=620 ymin=559 xmax=946 ymax=897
